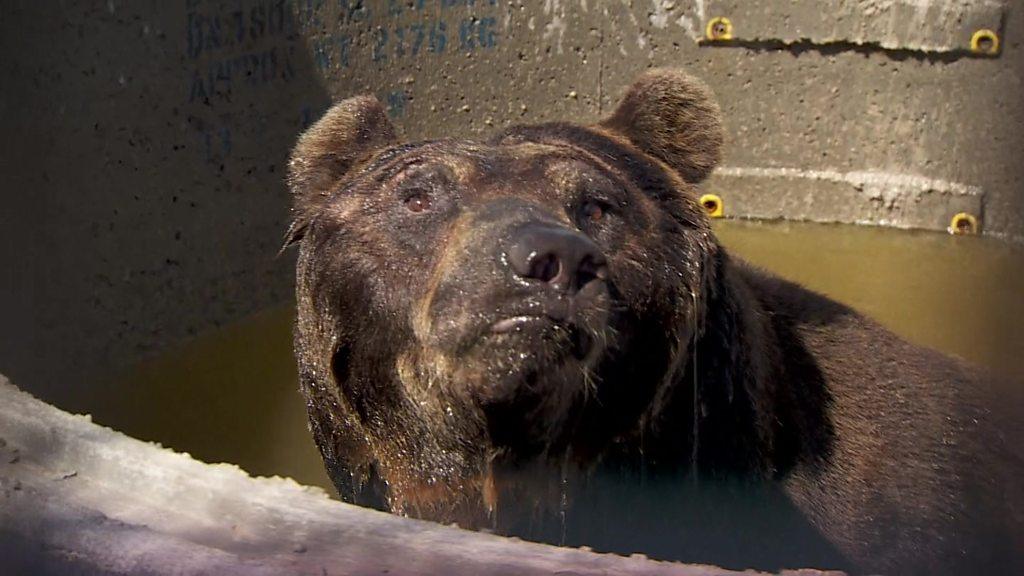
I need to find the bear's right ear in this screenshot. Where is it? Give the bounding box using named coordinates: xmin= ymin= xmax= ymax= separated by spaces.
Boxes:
xmin=287 ymin=95 xmax=398 ymax=218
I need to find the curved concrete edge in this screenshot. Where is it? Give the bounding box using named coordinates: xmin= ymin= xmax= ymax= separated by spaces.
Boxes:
xmin=0 ymin=375 xmax=842 ymax=576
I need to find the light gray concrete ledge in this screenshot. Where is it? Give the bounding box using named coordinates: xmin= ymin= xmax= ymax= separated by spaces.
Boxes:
xmin=697 ymin=0 xmax=1006 ymax=54
xmin=0 ymin=376 xmax=839 ymax=576
xmin=707 ymin=167 xmax=984 ymax=232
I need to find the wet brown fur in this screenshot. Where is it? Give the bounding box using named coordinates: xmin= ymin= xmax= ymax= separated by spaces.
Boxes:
xmin=286 ymin=69 xmax=1022 ymax=574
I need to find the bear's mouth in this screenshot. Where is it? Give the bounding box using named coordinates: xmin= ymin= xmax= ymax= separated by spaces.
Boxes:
xmin=433 ymin=286 xmax=615 ymax=408
xmin=490 ymin=315 xmax=546 ymax=334
xmin=461 ymin=311 xmax=609 ymax=408
xmin=490 ymin=315 xmax=596 ymax=361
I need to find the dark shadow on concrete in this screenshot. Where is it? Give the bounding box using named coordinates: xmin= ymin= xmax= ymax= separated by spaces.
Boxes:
xmin=0 ymin=1 xmax=333 ymax=410
xmin=701 ymin=38 xmax=998 ymax=63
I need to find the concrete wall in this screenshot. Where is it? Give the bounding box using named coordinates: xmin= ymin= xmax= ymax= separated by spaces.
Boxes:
xmin=2 ymin=0 xmax=1022 ymax=401
xmin=1 ymin=1 xmax=328 ymax=401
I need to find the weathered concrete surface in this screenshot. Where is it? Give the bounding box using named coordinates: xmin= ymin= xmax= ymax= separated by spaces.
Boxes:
xmin=0 ymin=1 xmax=330 ymax=403
xmin=293 ymin=0 xmax=1023 ymax=239
xmin=708 ymin=167 xmax=984 ymax=230
xmin=0 ymin=376 xmax=841 ymax=576
xmin=1 ymin=0 xmax=1022 ymax=426
xmin=700 ymin=0 xmax=1007 ymax=53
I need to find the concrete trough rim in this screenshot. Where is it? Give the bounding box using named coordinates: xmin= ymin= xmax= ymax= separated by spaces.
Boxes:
xmin=0 ymin=375 xmax=841 ymax=576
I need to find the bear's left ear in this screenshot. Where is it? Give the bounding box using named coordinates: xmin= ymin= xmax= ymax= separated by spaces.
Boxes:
xmin=599 ymin=69 xmax=723 ymax=184
xmin=288 ymin=95 xmax=398 ymax=216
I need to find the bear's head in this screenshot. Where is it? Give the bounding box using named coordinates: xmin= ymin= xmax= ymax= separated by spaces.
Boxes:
xmin=287 ymin=69 xmax=724 ymax=523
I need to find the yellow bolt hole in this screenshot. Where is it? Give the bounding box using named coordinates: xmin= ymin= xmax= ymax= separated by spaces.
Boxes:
xmin=949 ymin=212 xmax=979 ymax=235
xmin=706 ymin=17 xmax=733 ymax=42
xmin=970 ymin=29 xmax=999 ymax=55
xmin=700 ymin=194 xmax=725 ymax=218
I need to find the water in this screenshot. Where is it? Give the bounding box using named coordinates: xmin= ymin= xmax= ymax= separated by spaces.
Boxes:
xmin=81 ymin=304 xmax=335 ymax=492
xmin=715 ymin=220 xmax=1024 ymax=380
xmin=75 ymin=220 xmax=1024 ymax=498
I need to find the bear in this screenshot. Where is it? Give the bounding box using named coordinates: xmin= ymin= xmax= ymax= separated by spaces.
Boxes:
xmin=284 ymin=69 xmax=1023 ymax=575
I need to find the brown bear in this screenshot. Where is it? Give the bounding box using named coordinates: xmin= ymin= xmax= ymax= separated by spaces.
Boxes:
xmin=284 ymin=69 xmax=1023 ymax=574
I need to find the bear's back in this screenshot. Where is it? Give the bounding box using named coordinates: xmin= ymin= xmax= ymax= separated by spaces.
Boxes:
xmin=740 ymin=263 xmax=1024 ymax=574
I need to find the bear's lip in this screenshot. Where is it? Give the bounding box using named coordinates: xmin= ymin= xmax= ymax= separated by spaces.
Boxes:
xmin=450 ymin=285 xmax=610 ymax=357
xmin=490 ymin=315 xmax=548 ymax=334
xmin=487 ymin=292 xmax=592 ymax=334
xmin=488 ymin=314 xmax=596 ymax=361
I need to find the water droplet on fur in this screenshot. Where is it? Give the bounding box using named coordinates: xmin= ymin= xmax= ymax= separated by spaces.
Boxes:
xmin=559 ymin=453 xmax=570 ymax=545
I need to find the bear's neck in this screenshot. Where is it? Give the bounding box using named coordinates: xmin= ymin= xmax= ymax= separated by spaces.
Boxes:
xmin=637 ymin=250 xmax=824 ymax=479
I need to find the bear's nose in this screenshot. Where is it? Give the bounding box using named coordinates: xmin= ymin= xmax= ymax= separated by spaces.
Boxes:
xmin=507 ymin=223 xmax=608 ymax=292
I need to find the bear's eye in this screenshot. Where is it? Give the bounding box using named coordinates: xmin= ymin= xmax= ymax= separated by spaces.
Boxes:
xmin=580 ymin=200 xmax=608 ymax=223
xmin=403 ymin=189 xmax=432 ymax=213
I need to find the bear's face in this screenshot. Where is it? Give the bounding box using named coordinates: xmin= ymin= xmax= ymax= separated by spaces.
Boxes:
xmin=288 ymin=70 xmax=723 ymax=520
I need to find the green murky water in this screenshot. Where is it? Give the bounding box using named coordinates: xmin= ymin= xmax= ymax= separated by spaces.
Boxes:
xmin=716 ymin=220 xmax=1024 ymax=381
xmin=82 ymin=220 xmax=1024 ymax=495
